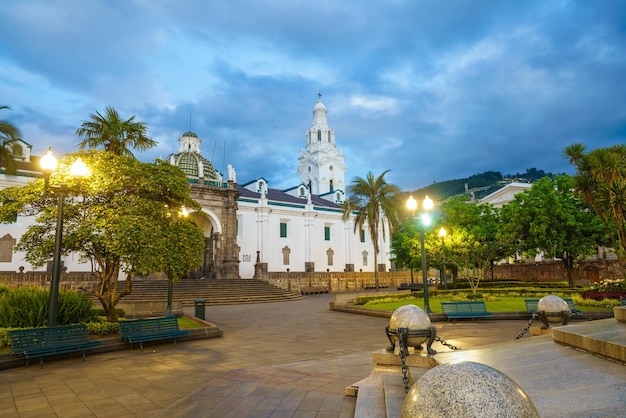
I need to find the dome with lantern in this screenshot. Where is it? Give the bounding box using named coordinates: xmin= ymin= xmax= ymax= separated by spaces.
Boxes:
xmin=168 ymin=131 xmax=221 ymax=181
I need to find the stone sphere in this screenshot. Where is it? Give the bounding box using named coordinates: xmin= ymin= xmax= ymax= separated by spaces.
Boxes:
xmin=538 ymin=295 xmax=571 ymax=323
xmin=401 ymin=361 xmax=539 ymax=418
xmin=389 ymin=305 xmax=431 ymax=347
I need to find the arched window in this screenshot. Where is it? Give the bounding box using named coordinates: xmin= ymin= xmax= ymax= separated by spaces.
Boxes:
xmin=329 ymin=179 xmax=334 ymax=192
xmin=328 ymin=132 xmax=331 ymax=142
xmin=317 ymin=130 xmax=321 ymax=141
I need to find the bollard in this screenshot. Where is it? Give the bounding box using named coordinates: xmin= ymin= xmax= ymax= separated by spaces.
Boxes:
xmin=194 ymin=298 xmax=206 ymax=320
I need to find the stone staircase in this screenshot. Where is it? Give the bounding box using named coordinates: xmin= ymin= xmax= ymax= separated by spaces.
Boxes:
xmin=106 ymin=278 xmax=303 ymax=306
xmin=350 ymin=307 xmax=626 ymax=417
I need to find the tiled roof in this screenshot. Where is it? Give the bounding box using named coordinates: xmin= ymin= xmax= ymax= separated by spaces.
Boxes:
xmin=236 ymin=184 xmax=341 ymax=209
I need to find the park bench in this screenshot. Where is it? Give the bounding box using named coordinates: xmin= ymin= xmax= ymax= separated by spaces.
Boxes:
xmin=9 ymin=324 xmax=103 ymax=367
xmin=118 ymin=316 xmax=189 ymax=350
xmin=525 ymin=298 xmax=583 ymax=317
xmin=441 ymin=301 xmax=493 ymax=322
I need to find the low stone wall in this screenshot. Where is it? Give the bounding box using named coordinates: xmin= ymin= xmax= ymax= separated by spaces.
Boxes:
xmin=259 ymin=271 xmax=414 ymax=293
xmin=116 ymin=300 xmax=183 ymax=319
xmin=489 ymin=259 xmax=623 ymax=284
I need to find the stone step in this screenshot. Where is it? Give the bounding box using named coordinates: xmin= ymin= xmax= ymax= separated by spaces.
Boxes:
xmin=354 ymin=317 xmax=626 ymax=417
xmin=89 ymin=278 xmax=303 ymax=305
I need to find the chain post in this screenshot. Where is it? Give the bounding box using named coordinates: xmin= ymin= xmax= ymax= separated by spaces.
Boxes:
xmin=397 ymin=327 xmax=411 ymax=393
xmin=435 ymin=335 xmax=461 ymax=350
xmin=515 ymin=312 xmax=539 ymax=340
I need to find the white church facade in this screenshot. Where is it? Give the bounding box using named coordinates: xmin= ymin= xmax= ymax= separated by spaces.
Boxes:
xmin=231 ymin=97 xmax=390 ymax=278
xmin=1 ymin=98 xmax=391 ymax=279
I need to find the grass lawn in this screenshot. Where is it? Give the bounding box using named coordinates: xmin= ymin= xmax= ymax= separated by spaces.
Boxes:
xmin=177 ymin=316 xmax=205 ymax=329
xmin=361 ymin=296 xmax=613 ymax=313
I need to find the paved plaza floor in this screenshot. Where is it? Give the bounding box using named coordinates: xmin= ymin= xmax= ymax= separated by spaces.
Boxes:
xmin=0 ymin=294 xmax=536 ymax=417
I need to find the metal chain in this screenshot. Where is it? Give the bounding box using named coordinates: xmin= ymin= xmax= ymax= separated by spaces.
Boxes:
xmin=514 ymin=312 xmax=539 ymax=340
xmin=435 ymin=335 xmax=461 ymax=350
xmin=397 ymin=328 xmax=411 ymax=393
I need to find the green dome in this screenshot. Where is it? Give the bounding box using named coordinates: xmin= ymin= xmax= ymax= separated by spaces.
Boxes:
xmin=172 ymin=152 xmax=218 ymax=180
xmin=182 ymin=131 xmax=198 ymax=138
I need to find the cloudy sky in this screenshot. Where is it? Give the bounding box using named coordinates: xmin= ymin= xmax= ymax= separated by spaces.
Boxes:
xmin=1 ymin=1 xmax=624 ymax=191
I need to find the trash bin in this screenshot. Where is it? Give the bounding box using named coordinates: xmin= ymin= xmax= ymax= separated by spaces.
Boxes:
xmin=194 ymin=298 xmax=206 ymax=320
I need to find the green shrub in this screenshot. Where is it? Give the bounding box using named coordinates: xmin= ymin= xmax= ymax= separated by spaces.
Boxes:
xmin=86 ymin=321 xmax=119 ymax=336
xmin=0 ymin=287 xmax=98 ymax=328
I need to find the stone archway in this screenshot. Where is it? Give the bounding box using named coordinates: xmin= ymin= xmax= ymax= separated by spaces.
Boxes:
xmin=187 ymin=181 xmax=240 ymax=279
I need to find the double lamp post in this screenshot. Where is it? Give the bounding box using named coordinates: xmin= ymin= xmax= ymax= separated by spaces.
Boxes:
xmin=40 ymin=149 xmax=89 ymax=327
xmin=406 ymin=195 xmax=434 ymax=314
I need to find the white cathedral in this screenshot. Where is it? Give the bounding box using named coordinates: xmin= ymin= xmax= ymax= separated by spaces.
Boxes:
xmin=0 ymin=97 xmax=392 ymax=279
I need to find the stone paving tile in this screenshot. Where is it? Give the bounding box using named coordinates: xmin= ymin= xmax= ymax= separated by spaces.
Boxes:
xmin=0 ymin=294 xmax=548 ymax=417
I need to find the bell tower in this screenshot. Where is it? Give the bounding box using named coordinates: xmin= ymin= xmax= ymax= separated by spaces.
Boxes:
xmin=297 ymin=95 xmax=346 ymax=197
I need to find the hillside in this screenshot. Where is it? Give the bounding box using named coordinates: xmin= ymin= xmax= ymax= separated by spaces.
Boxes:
xmin=409 ymin=168 xmax=561 ymax=201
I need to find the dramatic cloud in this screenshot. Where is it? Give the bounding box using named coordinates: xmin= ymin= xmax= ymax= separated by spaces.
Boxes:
xmin=1 ymin=0 xmax=624 ymax=191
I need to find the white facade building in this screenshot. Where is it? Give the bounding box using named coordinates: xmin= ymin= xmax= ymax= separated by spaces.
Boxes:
xmin=1 ymin=98 xmax=391 ymax=278
xmin=236 ymin=97 xmax=389 ymax=277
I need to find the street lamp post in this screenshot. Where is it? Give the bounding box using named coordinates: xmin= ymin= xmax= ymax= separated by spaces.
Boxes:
xmin=40 ymin=149 xmax=88 ymax=327
xmin=439 ymin=227 xmax=447 ymax=290
xmin=406 ymin=195 xmax=434 ymax=314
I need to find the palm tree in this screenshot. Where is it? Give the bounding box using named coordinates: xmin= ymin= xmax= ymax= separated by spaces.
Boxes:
xmin=76 ymin=106 xmax=156 ymax=158
xmin=0 ymin=105 xmax=22 ymax=175
xmin=342 ymin=170 xmax=401 ymax=289
xmin=564 ymin=143 xmax=626 ymax=275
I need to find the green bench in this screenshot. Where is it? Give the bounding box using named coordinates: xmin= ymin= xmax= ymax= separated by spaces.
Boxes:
xmin=525 ymin=298 xmax=582 ymax=316
xmin=118 ymin=316 xmax=189 ymax=350
xmin=441 ymin=301 xmax=493 ymax=321
xmin=9 ymin=324 xmax=103 ymax=367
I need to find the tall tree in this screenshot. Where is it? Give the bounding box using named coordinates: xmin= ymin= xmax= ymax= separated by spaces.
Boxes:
xmin=76 ymin=106 xmax=157 ymax=158
xmin=499 ymin=175 xmax=607 ymax=286
xmin=0 ymin=105 xmax=22 ymax=175
xmin=439 ymin=197 xmax=510 ymax=295
xmin=0 ymin=151 xmax=205 ymax=322
xmin=564 ymin=143 xmax=626 ymax=275
xmin=342 ymin=170 xmax=401 ymax=289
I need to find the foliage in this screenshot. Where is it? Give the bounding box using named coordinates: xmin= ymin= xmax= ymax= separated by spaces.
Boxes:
xmin=0 ymin=151 xmax=206 ymax=322
xmin=565 ymin=143 xmax=626 ymax=276
xmin=0 ymin=287 xmax=97 ymax=328
xmin=342 ymin=170 xmax=402 ymax=288
xmin=499 ymin=175 xmax=607 ymax=286
xmin=86 ymin=320 xmax=120 ymax=336
xmin=76 ymin=106 xmax=157 ymax=158
xmin=390 ymin=221 xmax=422 ymax=271
xmin=438 ymin=197 xmax=511 ymax=293
xmin=590 ymin=278 xmax=626 ymax=292
xmin=0 ymin=105 xmax=22 ymax=175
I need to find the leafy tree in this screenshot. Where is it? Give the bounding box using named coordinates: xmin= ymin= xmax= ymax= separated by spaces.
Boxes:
xmin=76 ymin=106 xmax=157 ymax=158
xmin=0 ymin=151 xmax=206 ymax=322
xmin=0 ymin=105 xmax=22 ymax=175
xmin=499 ymin=175 xmax=607 ymax=286
xmin=390 ymin=220 xmax=422 ymax=280
xmin=439 ymin=197 xmax=509 ymax=295
xmin=342 ymin=170 xmax=401 ymax=289
xmin=565 ymin=143 xmax=626 ymax=276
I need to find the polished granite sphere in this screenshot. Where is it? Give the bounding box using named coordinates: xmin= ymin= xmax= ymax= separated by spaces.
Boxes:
xmin=389 ymin=305 xmax=431 ymax=347
xmin=538 ymin=295 xmax=571 ymax=323
xmin=401 ymin=361 xmax=539 ymax=418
